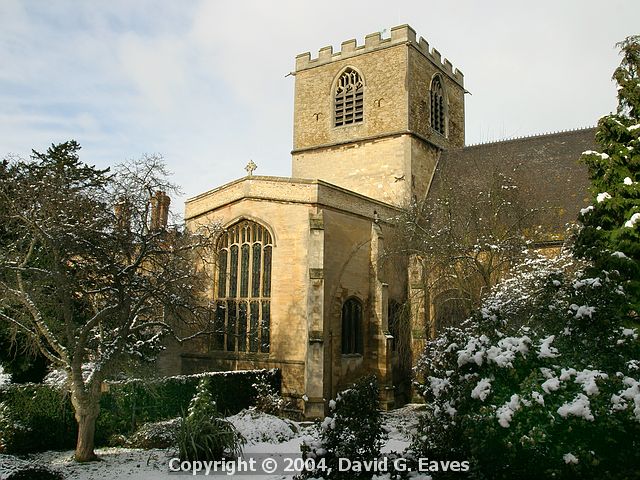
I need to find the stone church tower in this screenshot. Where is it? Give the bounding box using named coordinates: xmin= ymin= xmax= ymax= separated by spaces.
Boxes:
xmin=292 ymin=24 xmax=465 ymax=206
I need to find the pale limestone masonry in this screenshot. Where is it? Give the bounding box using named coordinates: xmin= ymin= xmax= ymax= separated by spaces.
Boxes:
xmin=186 ymin=176 xmax=401 ymax=222
xmin=183 ymin=177 xmax=403 ymax=417
xmin=292 ymin=24 xmax=465 ymax=207
xmin=294 ymin=25 xmax=464 ymax=85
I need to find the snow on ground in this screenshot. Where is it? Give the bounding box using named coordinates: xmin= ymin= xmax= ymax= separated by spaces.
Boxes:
xmin=0 ymin=405 xmax=422 ymax=479
xmin=381 ymin=403 xmax=423 ymax=453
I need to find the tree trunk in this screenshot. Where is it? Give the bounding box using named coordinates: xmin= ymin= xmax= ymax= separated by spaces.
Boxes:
xmin=75 ymin=408 xmax=99 ymax=462
xmin=71 ymin=385 xmax=101 ymax=462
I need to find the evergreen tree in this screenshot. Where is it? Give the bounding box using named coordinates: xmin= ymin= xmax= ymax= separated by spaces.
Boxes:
xmin=576 ymin=35 xmax=640 ymax=306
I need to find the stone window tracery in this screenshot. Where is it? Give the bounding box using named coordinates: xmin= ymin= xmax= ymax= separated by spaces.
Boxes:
xmin=335 ymin=68 xmax=364 ymax=127
xmin=213 ymin=220 xmax=272 ymax=353
xmin=430 ymin=75 xmax=446 ymax=135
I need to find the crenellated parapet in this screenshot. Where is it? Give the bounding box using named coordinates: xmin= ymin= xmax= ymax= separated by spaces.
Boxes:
xmin=295 ymin=24 xmax=464 ymax=86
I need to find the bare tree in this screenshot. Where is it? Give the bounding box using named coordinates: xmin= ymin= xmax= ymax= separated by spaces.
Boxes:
xmin=387 ymin=163 xmax=541 ymax=335
xmin=0 ymin=141 xmax=218 ymax=461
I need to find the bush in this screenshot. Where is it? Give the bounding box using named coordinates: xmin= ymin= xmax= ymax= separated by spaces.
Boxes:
xmin=126 ymin=417 xmax=182 ymax=449
xmin=0 ymin=384 xmax=76 ymax=454
xmin=300 ymin=375 xmax=385 ymax=480
xmin=0 ymin=368 xmax=280 ymax=453
xmin=228 ymin=409 xmax=297 ymax=443
xmin=177 ymin=378 xmax=245 ymax=461
xmin=252 ymin=373 xmax=285 ymax=415
xmin=412 ymin=253 xmax=640 ymax=479
xmin=97 ymin=368 xmax=281 ymax=443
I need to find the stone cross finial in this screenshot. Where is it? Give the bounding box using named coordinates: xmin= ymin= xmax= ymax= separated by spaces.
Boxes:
xmin=245 ymin=160 xmax=257 ymax=176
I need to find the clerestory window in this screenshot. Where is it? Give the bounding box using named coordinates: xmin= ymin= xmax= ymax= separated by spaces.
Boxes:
xmin=341 ymin=297 xmax=363 ymax=355
xmin=335 ymin=68 xmax=364 ymax=127
xmin=430 ymin=75 xmax=446 ymax=136
xmin=213 ymin=220 xmax=272 ymax=353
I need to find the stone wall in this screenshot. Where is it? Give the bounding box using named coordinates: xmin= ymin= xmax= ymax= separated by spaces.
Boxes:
xmin=292 ymin=135 xmax=411 ymax=206
xmin=184 ymin=189 xmax=312 ymax=403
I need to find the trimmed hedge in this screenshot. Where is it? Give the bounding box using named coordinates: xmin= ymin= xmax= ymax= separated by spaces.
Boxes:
xmin=0 ymin=368 xmax=280 ymax=453
xmin=0 ymin=383 xmax=76 ymax=453
xmin=96 ymin=369 xmax=280 ymax=443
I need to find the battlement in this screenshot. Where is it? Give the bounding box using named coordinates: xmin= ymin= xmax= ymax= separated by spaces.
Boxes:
xmin=295 ymin=24 xmax=464 ymax=86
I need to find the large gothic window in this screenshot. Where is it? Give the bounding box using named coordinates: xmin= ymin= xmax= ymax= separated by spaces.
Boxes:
xmin=334 ymin=68 xmax=364 ymax=127
xmin=213 ymin=220 xmax=272 ymax=353
xmin=341 ymin=297 xmax=363 ymax=355
xmin=430 ymin=75 xmax=446 ymax=135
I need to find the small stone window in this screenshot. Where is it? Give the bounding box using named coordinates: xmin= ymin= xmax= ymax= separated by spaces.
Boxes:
xmin=335 ymin=68 xmax=364 ymax=127
xmin=341 ymin=297 xmax=363 ymax=354
xmin=430 ymin=75 xmax=446 ymax=135
xmin=213 ymin=220 xmax=272 ymax=353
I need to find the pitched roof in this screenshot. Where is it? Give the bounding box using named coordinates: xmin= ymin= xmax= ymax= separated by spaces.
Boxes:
xmin=428 ymin=127 xmax=597 ymax=235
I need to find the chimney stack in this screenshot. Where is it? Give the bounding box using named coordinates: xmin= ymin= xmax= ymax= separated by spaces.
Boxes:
xmin=114 ymin=197 xmax=131 ymax=230
xmin=150 ymin=191 xmax=171 ymax=230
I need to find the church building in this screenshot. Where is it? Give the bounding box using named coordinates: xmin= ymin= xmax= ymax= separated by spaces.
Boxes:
xmin=159 ymin=25 xmax=596 ymax=418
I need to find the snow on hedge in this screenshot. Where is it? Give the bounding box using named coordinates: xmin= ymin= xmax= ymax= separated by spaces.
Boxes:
xmin=228 ymin=409 xmax=297 ymax=444
xmin=0 ymin=366 xmax=10 ymax=388
xmin=471 ymin=378 xmax=492 ymax=401
xmin=412 ymin=250 xmax=640 ymax=477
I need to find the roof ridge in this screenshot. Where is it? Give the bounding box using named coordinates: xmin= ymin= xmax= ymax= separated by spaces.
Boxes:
xmin=463 ymin=125 xmax=596 ymax=149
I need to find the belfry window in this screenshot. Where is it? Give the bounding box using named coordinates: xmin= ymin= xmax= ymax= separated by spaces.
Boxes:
xmin=213 ymin=220 xmax=272 ymax=353
xmin=430 ymin=75 xmax=446 ymax=135
xmin=335 ymin=68 xmax=364 ymax=127
xmin=341 ymin=297 xmax=363 ymax=355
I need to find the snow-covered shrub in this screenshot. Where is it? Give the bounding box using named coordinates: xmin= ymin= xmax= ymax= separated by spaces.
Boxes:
xmin=126 ymin=417 xmax=182 ymax=449
xmin=252 ymin=373 xmax=285 ymax=415
xmin=412 ymin=252 xmax=640 ymax=479
xmin=42 ymin=369 xmax=67 ymax=389
xmin=177 ymin=378 xmax=245 ymax=461
xmin=228 ymin=409 xmax=297 ymax=444
xmin=300 ymin=375 xmax=385 ymax=479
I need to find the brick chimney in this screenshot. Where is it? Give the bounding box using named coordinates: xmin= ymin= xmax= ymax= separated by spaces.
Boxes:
xmin=150 ymin=191 xmax=171 ymax=230
xmin=114 ymin=197 xmax=131 ymax=230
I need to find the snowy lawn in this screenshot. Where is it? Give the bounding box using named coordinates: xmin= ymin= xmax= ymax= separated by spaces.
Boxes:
xmin=0 ymin=404 xmax=423 ymax=479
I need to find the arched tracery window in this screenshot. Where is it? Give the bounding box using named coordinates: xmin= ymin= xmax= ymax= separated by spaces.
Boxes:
xmin=213 ymin=220 xmax=272 ymax=353
xmin=335 ymin=68 xmax=364 ymax=127
xmin=433 ymin=289 xmax=469 ymax=335
xmin=430 ymin=75 xmax=446 ymax=135
xmin=341 ymin=297 xmax=363 ymax=355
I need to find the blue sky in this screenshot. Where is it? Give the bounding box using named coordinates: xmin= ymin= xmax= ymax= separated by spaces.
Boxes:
xmin=1 ymin=0 xmax=639 ymax=211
